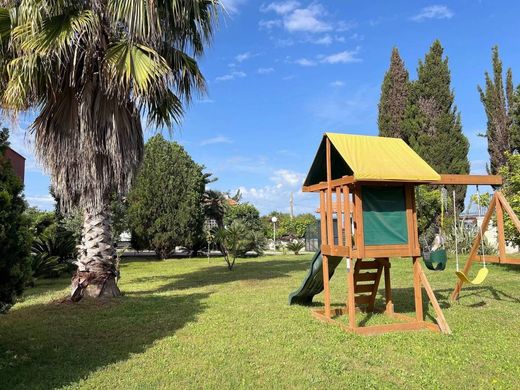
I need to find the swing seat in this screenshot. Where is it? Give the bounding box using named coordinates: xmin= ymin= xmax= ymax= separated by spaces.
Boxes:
xmin=423 ymin=249 xmax=448 ymax=271
xmin=456 ymin=267 xmax=488 ymax=285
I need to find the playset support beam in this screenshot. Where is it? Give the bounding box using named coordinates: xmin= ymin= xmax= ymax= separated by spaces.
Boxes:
xmin=451 ymin=190 xmax=520 ymax=300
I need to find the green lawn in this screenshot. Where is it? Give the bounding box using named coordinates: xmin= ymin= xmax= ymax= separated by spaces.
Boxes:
xmin=1 ymin=254 xmax=519 ymax=389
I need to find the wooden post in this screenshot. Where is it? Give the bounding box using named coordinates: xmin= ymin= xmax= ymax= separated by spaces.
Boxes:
xmin=354 ymin=186 xmax=364 ymax=258
xmin=325 ymin=138 xmax=334 ymax=248
xmin=495 ymin=197 xmax=506 ymax=263
xmin=343 ymin=186 xmax=352 ymax=250
xmin=451 ymin=193 xmax=497 ymax=300
xmin=418 ymin=265 xmax=451 ymax=334
xmin=496 ymin=191 xmax=520 ymax=232
xmin=383 ymin=259 xmax=393 ymax=314
xmin=336 ymin=187 xmax=344 ymax=247
xmin=319 ymin=190 xmax=327 ymax=247
xmin=413 ymin=257 xmax=423 ymax=321
xmin=322 ymin=254 xmax=331 ymax=319
xmin=347 ymin=258 xmax=356 ymax=329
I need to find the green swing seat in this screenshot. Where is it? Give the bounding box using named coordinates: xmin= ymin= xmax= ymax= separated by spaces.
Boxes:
xmin=423 ymin=249 xmax=448 ymax=271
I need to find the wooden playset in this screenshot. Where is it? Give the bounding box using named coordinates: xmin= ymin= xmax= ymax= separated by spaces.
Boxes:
xmin=296 ymin=133 xmax=518 ymax=336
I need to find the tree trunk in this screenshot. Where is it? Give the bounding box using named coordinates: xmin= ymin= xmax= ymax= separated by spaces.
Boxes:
xmin=71 ymin=208 xmax=121 ymax=301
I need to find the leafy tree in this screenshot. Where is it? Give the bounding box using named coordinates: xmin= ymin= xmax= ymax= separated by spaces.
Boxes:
xmin=478 ymin=46 xmax=519 ymax=174
xmin=127 ymin=135 xmax=205 ymax=259
xmin=498 ymin=153 xmax=520 ymax=246
xmin=224 ymin=203 xmax=263 ymax=232
xmin=0 ymin=128 xmax=31 ymax=313
xmin=224 ymin=202 xmax=265 ymax=253
xmin=0 ymin=1 xmax=219 ymax=299
xmin=405 ymin=40 xmax=469 ymax=211
xmin=378 ymin=47 xmax=410 ymax=139
xmin=262 ymin=212 xmax=316 ymax=239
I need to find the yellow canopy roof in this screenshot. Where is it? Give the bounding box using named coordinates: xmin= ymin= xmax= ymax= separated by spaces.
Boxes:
xmin=303 ymin=133 xmax=441 ymax=186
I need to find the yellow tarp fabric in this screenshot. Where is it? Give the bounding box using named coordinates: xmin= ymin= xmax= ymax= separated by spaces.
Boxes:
xmin=326 ymin=133 xmax=441 ymax=182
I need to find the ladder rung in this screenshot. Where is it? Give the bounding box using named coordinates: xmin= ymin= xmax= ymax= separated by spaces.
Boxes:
xmin=356 ymin=272 xmax=378 ymax=282
xmin=355 ymin=295 xmax=372 ymax=305
xmin=358 ymin=261 xmax=380 ymax=269
xmin=355 ymin=284 xmax=375 ymax=294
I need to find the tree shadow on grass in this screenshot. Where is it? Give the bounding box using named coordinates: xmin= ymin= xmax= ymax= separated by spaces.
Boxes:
xmin=127 ymin=259 xmax=310 ymax=295
xmin=0 ymin=292 xmax=209 ymax=390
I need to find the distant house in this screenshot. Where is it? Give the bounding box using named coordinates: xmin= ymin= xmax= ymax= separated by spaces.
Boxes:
xmin=4 ymin=147 xmax=25 ymax=183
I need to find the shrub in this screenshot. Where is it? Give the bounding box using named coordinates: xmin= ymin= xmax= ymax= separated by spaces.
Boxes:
xmin=0 ymin=128 xmax=32 ymax=313
xmin=214 ymin=221 xmax=264 ymax=270
xmin=30 ymin=228 xmax=76 ymax=279
xmin=286 ymin=240 xmax=305 ymax=255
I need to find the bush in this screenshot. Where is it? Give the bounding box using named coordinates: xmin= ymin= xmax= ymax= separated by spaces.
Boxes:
xmin=30 ymin=227 xmax=76 ymax=279
xmin=215 ymin=221 xmax=264 ymax=270
xmin=286 ymin=240 xmax=305 ymax=255
xmin=0 ymin=128 xmax=32 ymax=313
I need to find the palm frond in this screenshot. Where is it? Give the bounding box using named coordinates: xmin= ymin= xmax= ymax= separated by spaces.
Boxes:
xmin=103 ymin=40 xmax=171 ymax=99
xmin=21 ymin=10 xmax=99 ymax=57
xmin=107 ymin=0 xmax=160 ymax=41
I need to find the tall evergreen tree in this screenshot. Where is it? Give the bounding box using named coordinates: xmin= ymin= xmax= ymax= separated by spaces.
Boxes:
xmin=0 ymin=128 xmax=32 ymax=313
xmin=405 ymin=40 xmax=470 ymax=210
xmin=127 ymin=135 xmax=206 ymax=259
xmin=478 ymin=46 xmax=519 ymax=174
xmin=378 ymin=47 xmax=410 ymax=139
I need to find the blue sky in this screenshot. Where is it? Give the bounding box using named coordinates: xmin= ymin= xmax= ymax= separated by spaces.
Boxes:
xmin=8 ymin=1 xmax=520 ymax=214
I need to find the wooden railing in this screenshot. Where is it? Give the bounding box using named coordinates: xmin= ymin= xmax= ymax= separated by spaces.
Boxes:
xmin=319 ymin=182 xmax=354 ymax=257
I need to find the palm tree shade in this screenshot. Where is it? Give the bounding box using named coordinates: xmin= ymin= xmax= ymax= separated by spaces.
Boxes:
xmin=0 ymin=0 xmax=220 ymax=299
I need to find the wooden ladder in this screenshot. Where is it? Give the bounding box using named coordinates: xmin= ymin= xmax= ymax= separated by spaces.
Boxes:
xmin=353 ymin=258 xmax=388 ymax=312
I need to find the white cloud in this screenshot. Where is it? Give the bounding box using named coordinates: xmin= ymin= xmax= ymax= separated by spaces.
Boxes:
xmin=235 ymin=51 xmax=257 ymax=62
xmin=257 ymin=67 xmax=275 ymax=74
xmin=311 ymin=34 xmax=333 ymax=45
xmin=221 ymin=0 xmax=247 ymax=14
xmin=237 ymin=168 xmax=316 ymax=214
xmin=411 ymin=5 xmax=454 ymax=22
xmin=294 ymin=58 xmax=316 ymax=66
xmin=330 ymin=80 xmax=345 ymax=87
xmin=215 ymin=70 xmax=247 ymax=82
xmin=261 ymin=1 xmax=300 ymax=15
xmin=283 ymin=4 xmax=331 ymax=33
xmin=26 ymin=195 xmax=55 ymax=210
xmin=200 ymin=135 xmax=234 ymax=146
xmin=271 ymin=169 xmax=304 ymax=186
xmin=258 ymin=19 xmax=282 ymax=30
xmin=320 ymin=48 xmax=361 ymax=64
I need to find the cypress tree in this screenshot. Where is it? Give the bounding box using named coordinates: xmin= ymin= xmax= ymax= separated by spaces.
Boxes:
xmin=405 ymin=40 xmax=470 ymax=210
xmin=478 ymin=46 xmax=518 ymax=174
xmin=378 ymin=47 xmax=410 ymax=139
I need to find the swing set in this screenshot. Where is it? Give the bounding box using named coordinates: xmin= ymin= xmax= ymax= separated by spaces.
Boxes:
xmin=294 ymin=133 xmax=520 ymax=336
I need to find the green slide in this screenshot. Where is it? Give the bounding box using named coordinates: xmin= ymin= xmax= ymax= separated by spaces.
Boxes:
xmin=288 ymin=251 xmax=343 ymax=305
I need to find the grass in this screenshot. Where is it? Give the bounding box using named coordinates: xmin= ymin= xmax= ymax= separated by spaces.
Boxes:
xmin=0 ymin=254 xmax=519 ymax=389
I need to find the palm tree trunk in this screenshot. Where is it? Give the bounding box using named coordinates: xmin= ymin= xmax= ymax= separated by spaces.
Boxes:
xmin=71 ymin=208 xmax=120 ymax=301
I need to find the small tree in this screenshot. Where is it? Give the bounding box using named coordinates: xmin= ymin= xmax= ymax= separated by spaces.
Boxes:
xmin=215 ymin=221 xmax=248 ymax=270
xmin=0 ymin=128 xmax=32 ymax=313
xmin=127 ymin=135 xmax=205 ymax=259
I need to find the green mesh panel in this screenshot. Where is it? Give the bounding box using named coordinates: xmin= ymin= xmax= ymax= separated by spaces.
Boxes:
xmin=362 ymin=186 xmax=408 ymax=246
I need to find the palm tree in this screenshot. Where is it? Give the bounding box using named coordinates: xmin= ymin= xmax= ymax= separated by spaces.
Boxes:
xmin=0 ymin=0 xmax=219 ymax=300
xmin=202 ymin=189 xmax=227 ymax=229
